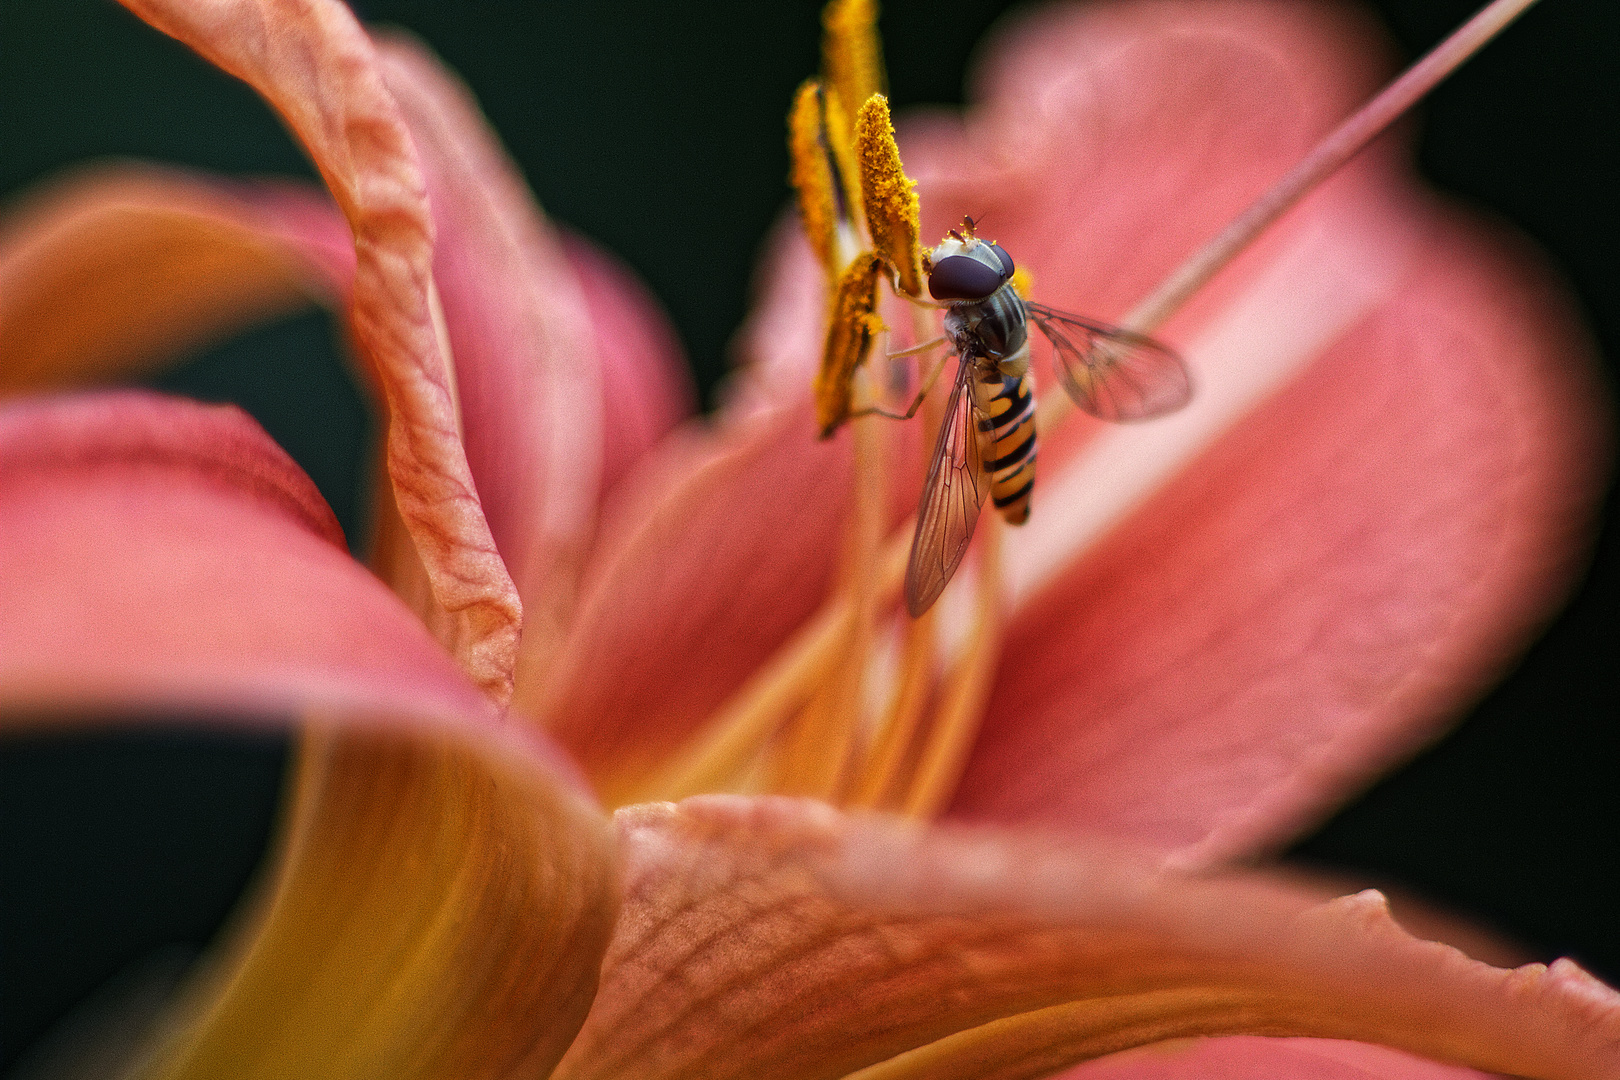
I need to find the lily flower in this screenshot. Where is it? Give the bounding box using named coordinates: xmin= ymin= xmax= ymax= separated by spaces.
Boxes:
xmin=2 ymin=0 xmax=1614 ymax=1078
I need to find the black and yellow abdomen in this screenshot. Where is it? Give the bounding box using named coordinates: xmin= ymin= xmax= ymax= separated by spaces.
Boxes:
xmin=975 ymin=365 xmax=1036 ymax=525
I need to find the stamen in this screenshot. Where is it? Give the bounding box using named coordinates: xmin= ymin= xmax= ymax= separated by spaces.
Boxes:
xmin=822 ymin=0 xmax=886 ymax=136
xmin=629 ymin=598 xmax=858 ymax=803
xmin=1037 ymin=0 xmax=1542 ymax=433
xmin=789 ymin=80 xmax=864 ymax=279
xmin=789 ymin=80 xmax=842 ymax=278
xmin=816 ymin=252 xmax=886 ymax=436
xmin=848 ymin=604 xmax=937 ymax=808
xmin=843 ymin=299 xmax=959 ymax=810
xmin=899 ymin=513 xmax=1004 ymax=818
xmin=775 ymin=406 xmax=889 ymax=799
xmin=855 ymin=95 xmax=925 ymax=297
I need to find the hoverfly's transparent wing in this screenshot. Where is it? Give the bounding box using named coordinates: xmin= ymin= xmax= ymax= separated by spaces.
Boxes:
xmin=904 ymin=354 xmax=993 ymax=617
xmin=1026 ymin=301 xmax=1192 ymax=422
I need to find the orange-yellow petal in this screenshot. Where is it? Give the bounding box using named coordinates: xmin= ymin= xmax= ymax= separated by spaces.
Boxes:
xmin=0 ymin=165 xmax=348 ymax=395
xmin=118 ymin=0 xmax=521 ymax=704
xmin=555 ymin=796 xmax=1620 ymax=1080
xmin=143 ymin=728 xmax=614 ymax=1080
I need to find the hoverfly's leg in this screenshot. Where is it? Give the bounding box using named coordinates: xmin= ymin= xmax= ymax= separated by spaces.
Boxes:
xmin=886 ymin=334 xmax=947 ymax=359
xmin=850 ymin=343 xmax=953 ymax=422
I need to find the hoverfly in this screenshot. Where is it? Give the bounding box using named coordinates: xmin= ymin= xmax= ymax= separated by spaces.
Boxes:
xmin=901 ymin=218 xmax=1192 ymax=616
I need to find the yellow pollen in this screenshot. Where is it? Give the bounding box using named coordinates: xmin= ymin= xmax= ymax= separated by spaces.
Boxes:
xmin=854 ymin=95 xmax=924 ymax=298
xmin=815 ymin=252 xmax=885 ymax=438
xmin=788 ymin=80 xmax=842 ymax=277
xmin=788 ymin=79 xmax=865 ymax=279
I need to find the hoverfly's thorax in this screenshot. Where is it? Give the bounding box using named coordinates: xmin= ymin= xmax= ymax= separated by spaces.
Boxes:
xmin=942 ymin=283 xmax=1029 ymax=363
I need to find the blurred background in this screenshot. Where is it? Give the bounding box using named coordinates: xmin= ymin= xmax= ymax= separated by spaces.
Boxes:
xmin=1 ymin=0 xmax=1614 ymax=1068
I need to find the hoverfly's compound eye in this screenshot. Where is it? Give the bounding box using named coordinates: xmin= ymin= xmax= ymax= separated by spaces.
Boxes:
xmin=988 ymin=243 xmax=1014 ymax=278
xmin=927 ymin=254 xmax=1004 ymax=300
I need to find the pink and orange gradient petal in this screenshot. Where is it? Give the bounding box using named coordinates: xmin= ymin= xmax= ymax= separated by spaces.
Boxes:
xmin=0 ymin=166 xmax=350 ymax=396
xmin=540 ymin=0 xmax=1606 ymax=864
xmin=554 ymin=796 xmax=1620 ymax=1080
xmin=957 ymin=203 xmax=1607 ymax=863
xmin=0 ymin=391 xmax=617 ymax=1080
xmin=920 ymin=2 xmax=1608 ymax=861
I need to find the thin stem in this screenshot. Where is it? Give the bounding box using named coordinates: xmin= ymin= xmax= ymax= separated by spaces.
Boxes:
xmin=1122 ymin=0 xmax=1539 ymax=337
xmin=901 ymin=512 xmax=1004 ymax=818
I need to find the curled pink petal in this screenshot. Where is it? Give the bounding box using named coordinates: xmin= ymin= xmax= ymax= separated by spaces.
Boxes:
xmin=0 ymin=390 xmax=616 ymax=1078
xmin=374 ymin=39 xmax=697 ymax=708
xmin=0 ymin=390 xmax=470 ymax=721
xmin=555 ymin=796 xmax=1620 ymax=1080
xmin=0 ymin=165 xmax=350 ymax=394
xmin=119 ymin=0 xmax=522 ymax=703
xmin=373 ymin=38 xmax=600 ymax=638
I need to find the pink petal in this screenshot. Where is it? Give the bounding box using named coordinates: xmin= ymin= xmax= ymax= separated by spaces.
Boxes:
xmin=562 ymin=231 xmax=696 ymax=500
xmin=0 ymin=390 xmax=616 ymax=1077
xmin=371 ymin=40 xmax=695 ymax=709
xmin=119 ymin=0 xmax=522 ymax=703
xmin=0 ymin=165 xmax=351 ymax=394
xmin=371 ymin=38 xmax=601 ymax=633
xmin=0 ymin=390 xmax=457 ymax=721
xmin=874 ymin=2 xmax=1613 ymax=860
xmin=534 ymin=403 xmax=854 ymax=799
xmin=1060 ymin=1036 xmax=1493 ymax=1080
xmin=555 ymin=796 xmax=1620 ymax=1080
xmin=956 ymin=203 xmax=1606 ymax=861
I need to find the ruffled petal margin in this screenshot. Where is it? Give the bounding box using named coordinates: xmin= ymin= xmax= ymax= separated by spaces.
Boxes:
xmin=0 ymin=392 xmax=617 ymax=1079
xmin=367 ymin=37 xmax=695 ymax=708
xmin=117 ymin=0 xmax=522 ymax=703
xmin=555 ymin=795 xmax=1620 ymax=1080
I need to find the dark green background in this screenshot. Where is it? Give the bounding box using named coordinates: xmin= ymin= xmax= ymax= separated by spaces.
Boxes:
xmin=1 ymin=0 xmax=1615 ymax=1068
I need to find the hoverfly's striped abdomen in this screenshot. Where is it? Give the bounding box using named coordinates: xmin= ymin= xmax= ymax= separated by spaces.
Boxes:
xmin=976 ymin=367 xmax=1036 ymax=525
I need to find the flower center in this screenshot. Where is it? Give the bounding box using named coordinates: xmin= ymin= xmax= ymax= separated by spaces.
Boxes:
xmin=600 ymin=0 xmax=1545 ymax=818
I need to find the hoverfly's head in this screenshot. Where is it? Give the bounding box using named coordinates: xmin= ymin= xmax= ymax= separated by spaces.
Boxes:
xmin=923 ymin=217 xmax=1014 ymax=301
